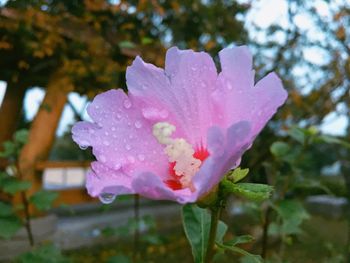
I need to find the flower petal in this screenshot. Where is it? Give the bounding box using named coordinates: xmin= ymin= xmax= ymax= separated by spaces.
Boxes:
xmin=193 ymin=121 xmax=251 ymax=197
xmin=86 ymin=161 xmax=133 ymax=197
xmin=126 ymin=47 xmax=219 ymax=146
xmin=213 ymin=46 xmax=287 ymax=131
xmin=72 ymin=89 xmax=168 ymax=178
xmin=132 ymin=172 xmax=196 ymax=204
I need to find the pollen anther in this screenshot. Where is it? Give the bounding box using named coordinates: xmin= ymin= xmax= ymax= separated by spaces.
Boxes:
xmin=153 ymin=122 xmax=202 ymax=189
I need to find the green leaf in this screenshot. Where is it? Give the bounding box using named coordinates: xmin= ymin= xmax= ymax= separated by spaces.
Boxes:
xmin=106 ymin=255 xmax=130 ymax=263
xmin=2 ymin=179 xmax=32 ymax=195
xmin=227 ymin=168 xmax=249 ymax=183
xmin=273 ymin=200 xmax=310 ymax=235
xmin=222 ymin=181 xmax=273 ymax=201
xmin=270 ymin=141 xmax=291 ymax=157
xmin=224 ymin=235 xmax=254 ymax=246
xmin=287 ymin=127 xmax=306 ymax=144
xmin=14 ymin=129 xmax=29 ymax=145
xmin=0 ymin=216 xmax=22 ymax=239
xmin=182 ymin=204 xmax=211 ymax=263
xmin=215 ymin=221 xmax=228 ymax=243
xmin=0 ymin=141 xmax=16 ymax=158
xmin=216 ymin=243 xmax=263 ymax=263
xmin=118 ymin=41 xmax=136 ymax=49
xmin=29 ymin=190 xmax=58 ymax=211
xmin=0 ymin=201 xmax=14 ymax=216
xmin=316 ymin=135 xmax=350 ymax=149
xmin=17 ymin=244 xmax=71 ymax=263
xmin=141 ymin=37 xmax=153 ymax=45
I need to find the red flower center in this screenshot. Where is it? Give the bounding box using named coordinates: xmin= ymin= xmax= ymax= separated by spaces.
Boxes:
xmin=164 ymin=146 xmax=210 ymax=190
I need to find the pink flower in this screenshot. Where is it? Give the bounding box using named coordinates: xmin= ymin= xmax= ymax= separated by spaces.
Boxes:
xmin=72 ymin=46 xmax=287 ymax=204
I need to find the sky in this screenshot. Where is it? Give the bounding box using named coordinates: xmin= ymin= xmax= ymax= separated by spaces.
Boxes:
xmin=0 ymin=0 xmax=348 ymax=136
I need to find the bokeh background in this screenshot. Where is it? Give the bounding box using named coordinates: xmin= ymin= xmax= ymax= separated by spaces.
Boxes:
xmin=0 ymin=0 xmax=349 ymax=262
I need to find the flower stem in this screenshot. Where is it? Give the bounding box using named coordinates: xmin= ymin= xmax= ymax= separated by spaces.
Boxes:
xmin=205 ymin=206 xmax=221 ymax=263
xmin=16 ymin=161 xmax=34 ymax=246
xmin=132 ymin=194 xmax=140 ymax=263
xmin=261 ymin=206 xmax=271 ymax=258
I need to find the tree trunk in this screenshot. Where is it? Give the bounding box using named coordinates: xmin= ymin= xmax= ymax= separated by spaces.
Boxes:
xmin=0 ymin=81 xmax=26 ymax=150
xmin=18 ymin=72 xmax=73 ymax=213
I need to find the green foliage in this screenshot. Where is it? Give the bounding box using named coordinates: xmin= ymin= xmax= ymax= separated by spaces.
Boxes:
xmin=216 ymin=237 xmax=263 ymax=263
xmin=1 ymin=178 xmax=32 ymax=195
xmin=0 ymin=201 xmax=13 ymax=216
xmin=106 ymin=255 xmax=130 ymax=263
xmin=222 ymin=180 xmax=274 ymax=202
xmin=227 ymin=167 xmax=250 ymax=183
xmin=223 ymin=235 xmax=255 ymax=247
xmin=0 ymin=216 xmax=22 ymax=239
xmin=29 ymin=190 xmax=58 ymax=211
xmin=0 ymin=129 xmax=29 ymax=159
xmin=16 ymin=244 xmax=71 ymax=263
xmin=182 ymin=204 xmax=211 ymax=263
xmin=272 ymin=200 xmax=310 ymax=236
xmin=270 ymin=142 xmax=291 ymax=157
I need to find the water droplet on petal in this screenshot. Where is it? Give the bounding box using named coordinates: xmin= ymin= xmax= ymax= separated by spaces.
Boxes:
xmin=103 ymin=140 xmax=110 ymax=146
xmin=160 ymin=109 xmax=169 ymax=118
xmin=128 ymin=156 xmax=135 ymax=163
xmin=134 ymin=121 xmax=142 ymax=129
xmin=114 ymin=163 xmax=121 ymax=170
xmin=142 ymin=107 xmax=169 ymax=120
xmin=227 ymin=83 xmax=233 ymax=90
xmin=99 ymin=193 xmax=116 ymax=204
xmin=123 ymin=99 xmax=131 ymax=109
xmin=138 ymin=154 xmax=145 ymax=161
xmin=79 ymin=144 xmax=89 ymax=150
xmin=99 ymin=155 xmax=106 ymax=163
xmin=125 ymin=144 xmax=131 ymax=150
xmin=111 ymin=126 xmax=116 ymax=131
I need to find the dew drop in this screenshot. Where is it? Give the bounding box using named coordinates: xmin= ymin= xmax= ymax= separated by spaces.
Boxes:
xmin=111 ymin=126 xmax=116 ymax=131
xmin=227 ymin=83 xmax=233 ymax=90
xmin=160 ymin=109 xmax=169 ymax=118
xmin=113 ymin=163 xmax=121 ymax=170
xmin=138 ymin=154 xmax=145 ymax=161
xmin=103 ymin=140 xmax=110 ymax=146
xmin=116 ymin=114 xmax=122 ymax=119
xmin=134 ymin=121 xmax=142 ymax=129
xmin=128 ymin=156 xmax=135 ymax=163
xmin=123 ymin=99 xmax=131 ymax=109
xmin=99 ymin=193 xmax=116 ymax=204
xmin=99 ymin=155 xmax=106 ymax=163
xmin=125 ymin=144 xmax=131 ymax=150
xmin=79 ymin=145 xmax=88 ymax=150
